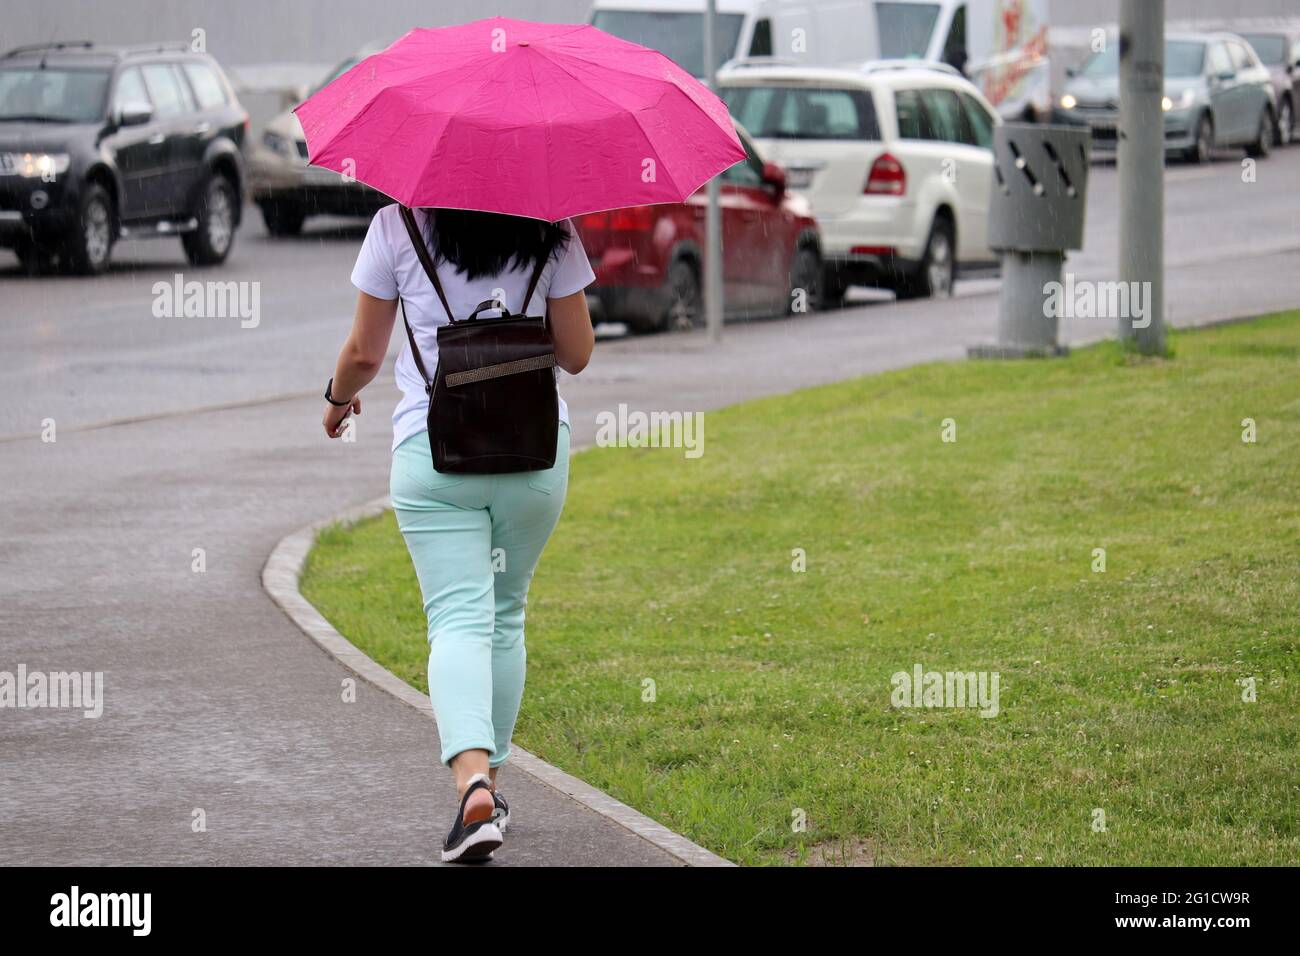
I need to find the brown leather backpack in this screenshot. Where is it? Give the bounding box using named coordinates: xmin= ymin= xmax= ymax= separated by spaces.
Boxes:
xmin=397 ymin=205 xmax=558 ymax=474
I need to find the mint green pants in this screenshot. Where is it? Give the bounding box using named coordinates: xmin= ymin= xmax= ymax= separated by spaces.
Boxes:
xmin=390 ymin=423 xmax=569 ymax=768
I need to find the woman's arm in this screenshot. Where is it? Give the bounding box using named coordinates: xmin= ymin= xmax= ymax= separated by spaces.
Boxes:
xmin=322 ymin=291 xmax=399 ymax=438
xmin=548 ymin=290 xmax=595 ymax=375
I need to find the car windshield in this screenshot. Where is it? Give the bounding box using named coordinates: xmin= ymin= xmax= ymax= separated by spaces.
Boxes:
xmin=312 ymin=56 xmax=362 ymax=95
xmin=1238 ymin=33 xmax=1286 ymax=65
xmin=1166 ymin=41 xmax=1207 ymax=76
xmin=721 ymin=84 xmax=881 ymax=140
xmin=874 ymin=2 xmax=941 ymax=59
xmin=1078 ymin=40 xmax=1206 ymax=79
xmin=591 ymin=10 xmax=744 ymax=77
xmin=0 ymin=66 xmax=111 ymax=122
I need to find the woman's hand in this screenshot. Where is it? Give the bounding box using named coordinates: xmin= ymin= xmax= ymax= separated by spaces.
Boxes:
xmin=321 ymin=291 xmax=398 ymax=440
xmin=323 ymin=396 xmax=361 ymax=438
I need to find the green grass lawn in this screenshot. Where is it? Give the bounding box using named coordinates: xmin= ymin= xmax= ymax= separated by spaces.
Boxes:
xmin=302 ymin=312 xmax=1299 ymax=866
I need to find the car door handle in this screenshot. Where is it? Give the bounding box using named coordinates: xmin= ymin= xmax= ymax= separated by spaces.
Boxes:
xmin=192 ymin=122 xmax=211 ymax=134
xmin=148 ymin=132 xmax=165 ymax=145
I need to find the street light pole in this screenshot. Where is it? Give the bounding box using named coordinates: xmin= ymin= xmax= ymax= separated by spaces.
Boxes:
xmin=704 ymin=0 xmax=723 ymax=342
xmin=1118 ymin=0 xmax=1165 ymax=355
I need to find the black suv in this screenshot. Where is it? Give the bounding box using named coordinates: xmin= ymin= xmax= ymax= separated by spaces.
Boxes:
xmin=0 ymin=41 xmax=247 ymax=274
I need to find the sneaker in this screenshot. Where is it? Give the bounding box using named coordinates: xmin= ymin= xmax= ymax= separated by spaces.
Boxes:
xmin=490 ymin=787 xmax=510 ymax=832
xmin=441 ymin=773 xmax=502 ymax=863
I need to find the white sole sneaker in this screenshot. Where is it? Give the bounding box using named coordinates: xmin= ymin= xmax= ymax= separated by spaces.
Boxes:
xmin=440 ymin=821 xmax=502 ymax=863
xmin=441 ymin=773 xmax=502 ymax=863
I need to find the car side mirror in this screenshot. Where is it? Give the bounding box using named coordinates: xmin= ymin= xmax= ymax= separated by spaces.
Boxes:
xmin=1065 ymin=65 xmax=1077 ymax=78
xmin=282 ymin=83 xmax=311 ymax=109
xmin=1214 ymin=69 xmax=1235 ymax=82
xmin=760 ymin=160 xmax=786 ymax=195
xmin=117 ymin=101 xmax=153 ymax=127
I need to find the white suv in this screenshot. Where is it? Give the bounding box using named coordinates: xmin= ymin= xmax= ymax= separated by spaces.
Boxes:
xmin=718 ymin=62 xmax=1001 ymax=300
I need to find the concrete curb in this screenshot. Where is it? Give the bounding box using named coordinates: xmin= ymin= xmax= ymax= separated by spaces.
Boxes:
xmin=262 ymin=494 xmax=734 ymax=868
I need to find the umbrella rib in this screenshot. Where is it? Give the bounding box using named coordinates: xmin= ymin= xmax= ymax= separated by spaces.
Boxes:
xmin=404 ymin=52 xmax=522 ymax=207
xmin=521 ymin=50 xmax=554 ymax=224
xmin=532 ymin=49 xmax=688 ymax=199
xmin=541 ymin=22 xmax=591 ymax=43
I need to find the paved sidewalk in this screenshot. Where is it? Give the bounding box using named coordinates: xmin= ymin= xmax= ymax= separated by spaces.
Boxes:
xmin=2 ymin=235 xmax=1297 ymax=864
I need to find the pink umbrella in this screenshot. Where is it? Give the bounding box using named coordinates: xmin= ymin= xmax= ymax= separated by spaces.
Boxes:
xmin=293 ymin=16 xmax=746 ymax=222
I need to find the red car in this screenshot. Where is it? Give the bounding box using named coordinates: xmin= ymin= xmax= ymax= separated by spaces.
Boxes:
xmin=574 ymin=125 xmax=822 ymax=334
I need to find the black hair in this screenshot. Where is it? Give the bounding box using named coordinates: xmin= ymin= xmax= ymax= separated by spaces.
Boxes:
xmin=420 ymin=208 xmax=569 ymax=282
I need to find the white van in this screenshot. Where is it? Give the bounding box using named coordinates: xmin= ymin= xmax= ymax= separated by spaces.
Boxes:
xmin=588 ymin=0 xmax=771 ymax=79
xmin=591 ymin=0 xmax=1052 ymax=121
xmin=756 ymin=0 xmax=1050 ymax=119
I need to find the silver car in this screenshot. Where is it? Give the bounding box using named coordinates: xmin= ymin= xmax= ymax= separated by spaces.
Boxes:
xmin=247 ymin=47 xmax=389 ymax=235
xmin=1236 ymin=28 xmax=1300 ymax=146
xmin=1055 ymin=31 xmax=1277 ymax=163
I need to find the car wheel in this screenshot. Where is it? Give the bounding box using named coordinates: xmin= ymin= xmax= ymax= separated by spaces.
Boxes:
xmin=662 ymin=258 xmax=703 ymax=332
xmin=260 ymin=200 xmax=306 ymax=237
xmin=183 ymin=174 xmax=237 ymax=266
xmin=1277 ymin=97 xmax=1294 ymax=147
xmin=1245 ymin=109 xmax=1272 ymax=159
xmin=1184 ymin=113 xmax=1213 ymax=163
xmin=787 ymin=245 xmax=823 ymax=315
xmin=820 ymin=266 xmax=849 ymax=308
xmin=63 ymin=183 xmax=115 ymax=275
xmin=896 ymin=216 xmax=954 ymax=300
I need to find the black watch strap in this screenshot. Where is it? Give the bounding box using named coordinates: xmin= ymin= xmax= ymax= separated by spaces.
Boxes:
xmin=324 ymin=377 xmax=351 ymax=407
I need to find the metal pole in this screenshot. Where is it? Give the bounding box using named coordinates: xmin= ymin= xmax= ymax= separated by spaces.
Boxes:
xmin=1118 ymin=0 xmax=1165 ymax=354
xmin=704 ymin=0 xmax=723 ymax=342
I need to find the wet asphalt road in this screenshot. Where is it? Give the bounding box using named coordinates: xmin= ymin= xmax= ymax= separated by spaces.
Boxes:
xmin=1 ymin=148 xmax=1297 ymax=865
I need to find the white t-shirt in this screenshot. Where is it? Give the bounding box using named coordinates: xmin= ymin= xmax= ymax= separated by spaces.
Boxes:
xmin=350 ymin=203 xmax=596 ymax=451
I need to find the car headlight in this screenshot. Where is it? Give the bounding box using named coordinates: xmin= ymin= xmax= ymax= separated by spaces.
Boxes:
xmin=1059 ymin=93 xmax=1077 ymax=110
xmin=1163 ymin=89 xmax=1195 ymax=112
xmin=3 ymin=152 xmax=71 ymax=179
xmin=1161 ymin=96 xmax=1173 ymax=111
xmin=262 ymin=130 xmax=293 ymax=159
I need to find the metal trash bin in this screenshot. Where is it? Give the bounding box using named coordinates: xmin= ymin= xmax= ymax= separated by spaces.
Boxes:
xmin=969 ymin=123 xmax=1090 ymax=358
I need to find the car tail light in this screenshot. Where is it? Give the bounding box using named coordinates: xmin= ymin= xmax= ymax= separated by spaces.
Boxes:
xmin=575 ymin=210 xmax=609 ymax=231
xmin=607 ymin=205 xmax=655 ymax=231
xmin=865 ymin=152 xmax=905 ymax=196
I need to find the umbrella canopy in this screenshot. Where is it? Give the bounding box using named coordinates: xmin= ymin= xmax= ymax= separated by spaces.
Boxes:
xmin=293 ymin=16 xmax=746 ymax=222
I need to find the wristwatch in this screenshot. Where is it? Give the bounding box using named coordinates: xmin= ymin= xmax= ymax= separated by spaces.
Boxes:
xmin=324 ymin=377 xmax=352 ymax=407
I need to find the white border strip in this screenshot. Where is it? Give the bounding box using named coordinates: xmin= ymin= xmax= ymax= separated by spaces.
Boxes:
xmin=262 ymin=494 xmax=733 ymax=868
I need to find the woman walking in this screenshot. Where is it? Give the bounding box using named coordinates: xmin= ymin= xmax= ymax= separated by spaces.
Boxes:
xmin=322 ymin=206 xmax=594 ymax=861
xmin=297 ymin=16 xmax=744 ymax=863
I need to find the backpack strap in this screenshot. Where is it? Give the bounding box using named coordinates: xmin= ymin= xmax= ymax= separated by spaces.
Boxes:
xmin=521 ymin=248 xmax=548 ymax=319
xmin=396 ymin=206 xmax=441 ymax=393
xmin=394 ymin=205 xmax=554 ymax=393
xmin=398 ymin=205 xmax=550 ymax=319
xmin=397 ymin=298 xmax=431 ymax=394
xmin=398 ymin=205 xmax=454 ymax=321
